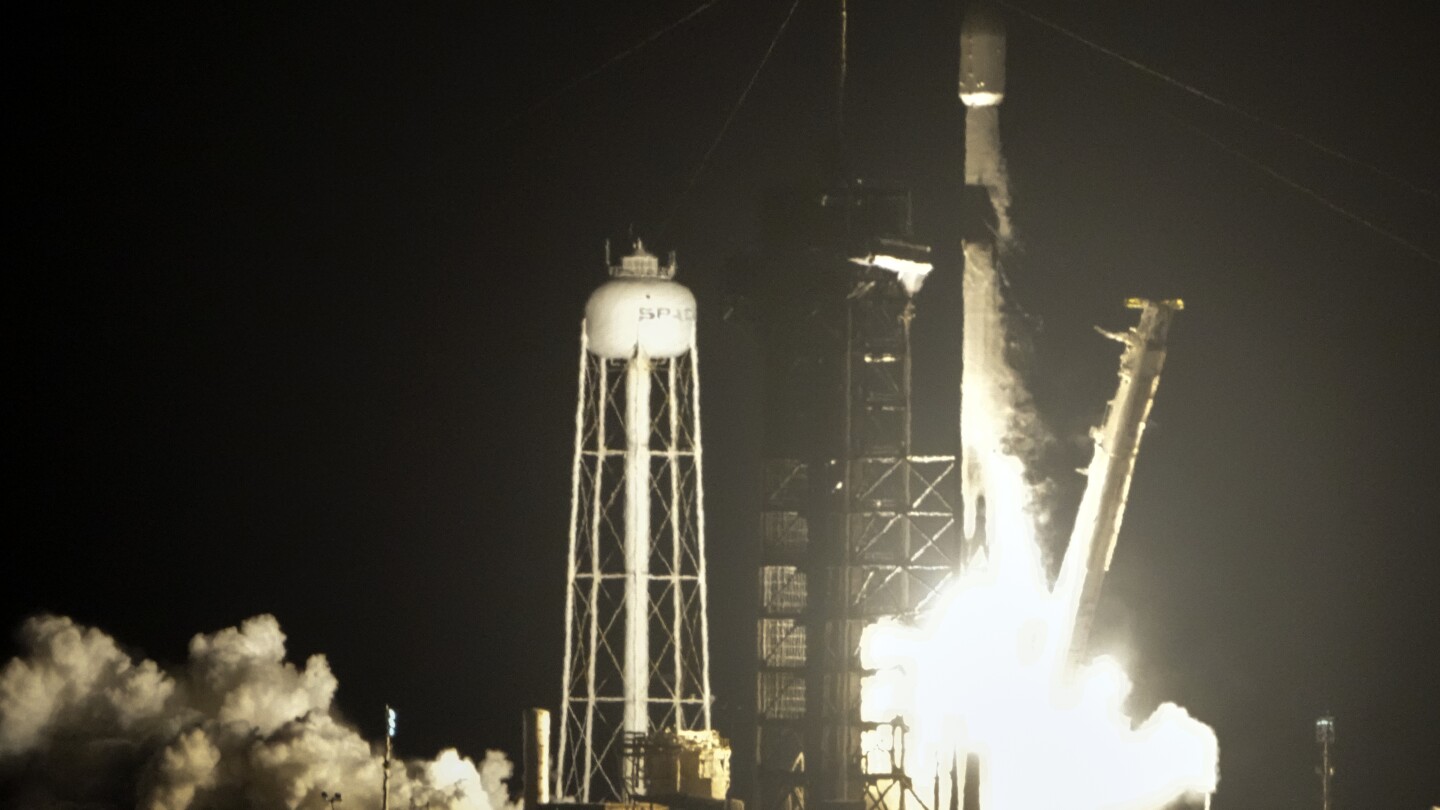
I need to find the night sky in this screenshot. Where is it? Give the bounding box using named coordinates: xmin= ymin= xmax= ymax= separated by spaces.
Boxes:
xmin=10 ymin=2 xmax=1439 ymax=808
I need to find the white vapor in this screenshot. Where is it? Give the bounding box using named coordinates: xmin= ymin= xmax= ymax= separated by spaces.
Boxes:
xmin=0 ymin=614 xmax=517 ymax=810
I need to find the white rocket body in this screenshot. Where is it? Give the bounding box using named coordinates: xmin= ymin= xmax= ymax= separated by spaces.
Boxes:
xmin=958 ymin=3 xmax=1015 ymax=552
xmin=959 ymin=5 xmax=1006 ymax=107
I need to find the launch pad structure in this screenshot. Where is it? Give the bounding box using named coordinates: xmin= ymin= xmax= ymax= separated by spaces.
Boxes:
xmin=744 ymin=183 xmax=962 ymax=810
xmin=743 ymin=6 xmax=1184 ymax=810
xmin=744 ymin=197 xmax=1185 ymax=810
xmin=549 ymin=6 xmax=1186 ymax=810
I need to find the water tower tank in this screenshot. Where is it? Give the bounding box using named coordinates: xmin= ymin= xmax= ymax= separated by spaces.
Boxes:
xmin=585 ymin=243 xmax=696 ymax=360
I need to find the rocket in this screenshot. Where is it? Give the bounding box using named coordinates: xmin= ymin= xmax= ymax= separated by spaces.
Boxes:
xmin=958 ymin=2 xmax=1008 ymax=226
xmin=957 ymin=2 xmax=1013 ymax=551
xmin=959 ymin=3 xmax=1006 ymax=108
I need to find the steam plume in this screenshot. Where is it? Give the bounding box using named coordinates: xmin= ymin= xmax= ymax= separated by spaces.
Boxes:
xmin=0 ymin=614 xmax=517 ymax=810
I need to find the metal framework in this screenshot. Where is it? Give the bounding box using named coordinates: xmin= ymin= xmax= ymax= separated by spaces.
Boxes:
xmin=559 ymin=327 xmax=714 ymax=802
xmin=750 ymin=188 xmax=962 ymax=810
xmin=818 ymin=268 xmax=961 ymax=810
xmin=756 ymin=458 xmax=811 ymax=810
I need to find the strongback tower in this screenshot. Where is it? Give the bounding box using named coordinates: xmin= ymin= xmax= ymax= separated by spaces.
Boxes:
xmin=559 ymin=242 xmax=715 ymax=802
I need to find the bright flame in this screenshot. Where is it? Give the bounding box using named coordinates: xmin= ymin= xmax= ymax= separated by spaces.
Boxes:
xmin=861 ymin=519 xmax=1217 ymax=810
xmin=861 ymin=426 xmax=1217 ymax=810
xmin=909 ymin=100 xmax=1217 ymax=807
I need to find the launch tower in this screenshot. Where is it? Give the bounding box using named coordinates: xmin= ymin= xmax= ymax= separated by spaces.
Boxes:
xmin=735 ymin=3 xmax=1191 ymax=809
xmin=746 ymin=185 xmax=961 ymax=810
xmin=559 ymin=242 xmax=715 ymax=802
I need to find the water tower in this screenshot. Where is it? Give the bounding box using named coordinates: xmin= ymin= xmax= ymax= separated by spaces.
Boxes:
xmin=557 ymin=240 xmax=715 ymax=802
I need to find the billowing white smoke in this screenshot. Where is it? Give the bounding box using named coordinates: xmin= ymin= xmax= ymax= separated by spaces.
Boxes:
xmin=860 ymin=522 xmax=1219 ymax=810
xmin=869 ymin=371 xmax=1219 ymax=810
xmin=0 ymin=614 xmax=517 ymax=810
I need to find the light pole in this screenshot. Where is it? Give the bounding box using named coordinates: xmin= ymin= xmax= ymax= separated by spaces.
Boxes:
xmin=383 ymin=706 xmax=397 ymax=810
xmin=1315 ymin=716 xmax=1335 ymax=810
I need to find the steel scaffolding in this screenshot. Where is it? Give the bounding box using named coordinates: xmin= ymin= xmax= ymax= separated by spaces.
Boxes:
xmin=749 ymin=186 xmax=961 ymax=810
xmin=559 ymin=322 xmax=714 ymax=802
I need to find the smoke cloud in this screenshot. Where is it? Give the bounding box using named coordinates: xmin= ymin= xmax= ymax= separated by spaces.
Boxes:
xmin=0 ymin=614 xmax=517 ymax=810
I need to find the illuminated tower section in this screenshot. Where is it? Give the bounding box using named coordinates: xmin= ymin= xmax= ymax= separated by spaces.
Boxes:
xmin=747 ymin=187 xmax=960 ymax=810
xmin=559 ymin=242 xmax=714 ymax=802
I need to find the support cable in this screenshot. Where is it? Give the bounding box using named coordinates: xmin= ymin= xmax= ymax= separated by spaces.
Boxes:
xmin=498 ymin=0 xmax=732 ymax=133
xmin=1172 ymin=114 xmax=1438 ymax=267
xmin=659 ymin=0 xmax=805 ymax=239
xmin=993 ymin=0 xmax=1437 ymax=201
xmin=838 ymin=0 xmax=848 ymax=146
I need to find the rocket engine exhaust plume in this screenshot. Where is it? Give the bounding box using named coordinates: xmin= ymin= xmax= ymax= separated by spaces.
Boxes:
xmin=0 ymin=614 xmax=518 ymax=810
xmin=858 ymin=8 xmax=1219 ymax=809
xmin=884 ymin=191 xmax=1214 ymax=810
xmin=860 ymin=526 xmax=1219 ymax=810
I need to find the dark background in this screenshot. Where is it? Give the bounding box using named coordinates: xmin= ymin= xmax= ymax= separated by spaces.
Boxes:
xmin=10 ymin=1 xmax=1438 ymax=808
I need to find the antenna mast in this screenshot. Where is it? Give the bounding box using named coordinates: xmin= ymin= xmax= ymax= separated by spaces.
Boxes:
xmin=837 ymin=0 xmax=847 ymax=141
